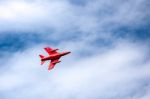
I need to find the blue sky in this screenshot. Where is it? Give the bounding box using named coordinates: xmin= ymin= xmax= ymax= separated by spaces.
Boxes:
xmin=0 ymin=0 xmax=150 ymax=99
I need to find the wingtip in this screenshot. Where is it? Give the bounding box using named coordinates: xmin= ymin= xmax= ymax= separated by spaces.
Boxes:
xmin=48 ymin=68 xmax=52 ymax=71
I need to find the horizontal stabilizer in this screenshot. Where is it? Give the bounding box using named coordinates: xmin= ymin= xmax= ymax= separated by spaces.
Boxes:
xmin=41 ymin=61 xmax=45 ymax=65
xmin=39 ymin=55 xmax=44 ymax=59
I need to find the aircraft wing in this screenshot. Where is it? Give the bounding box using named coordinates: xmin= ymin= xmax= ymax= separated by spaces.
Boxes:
xmin=44 ymin=47 xmax=58 ymax=55
xmin=48 ymin=62 xmax=56 ymax=70
xmin=48 ymin=58 xmax=60 ymax=70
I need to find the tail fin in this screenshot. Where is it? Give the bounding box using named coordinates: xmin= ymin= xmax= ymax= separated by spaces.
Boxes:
xmin=39 ymin=55 xmax=45 ymax=65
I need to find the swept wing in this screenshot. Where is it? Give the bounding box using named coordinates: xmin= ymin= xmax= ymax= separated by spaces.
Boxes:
xmin=48 ymin=58 xmax=60 ymax=70
xmin=44 ymin=47 xmax=58 ymax=55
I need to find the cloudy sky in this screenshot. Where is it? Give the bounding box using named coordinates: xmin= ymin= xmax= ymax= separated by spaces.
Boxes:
xmin=0 ymin=0 xmax=150 ymax=99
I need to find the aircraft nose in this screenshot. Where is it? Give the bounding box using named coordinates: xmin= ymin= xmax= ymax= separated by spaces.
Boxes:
xmin=64 ymin=51 xmax=71 ymax=55
xmin=61 ymin=51 xmax=71 ymax=56
xmin=67 ymin=51 xmax=71 ymax=54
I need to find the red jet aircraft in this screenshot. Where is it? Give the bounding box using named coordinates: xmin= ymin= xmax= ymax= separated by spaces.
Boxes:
xmin=39 ymin=47 xmax=71 ymax=71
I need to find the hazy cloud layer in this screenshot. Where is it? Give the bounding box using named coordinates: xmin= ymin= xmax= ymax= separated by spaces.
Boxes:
xmin=0 ymin=42 xmax=150 ymax=99
xmin=0 ymin=0 xmax=149 ymax=37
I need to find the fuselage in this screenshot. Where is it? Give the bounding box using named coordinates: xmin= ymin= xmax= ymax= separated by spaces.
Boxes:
xmin=41 ymin=51 xmax=71 ymax=61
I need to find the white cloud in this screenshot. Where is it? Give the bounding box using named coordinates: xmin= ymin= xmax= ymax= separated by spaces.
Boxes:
xmin=0 ymin=0 xmax=75 ymax=33
xmin=0 ymin=41 xmax=149 ymax=99
xmin=0 ymin=0 xmax=148 ymax=38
